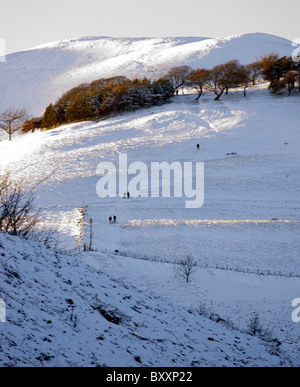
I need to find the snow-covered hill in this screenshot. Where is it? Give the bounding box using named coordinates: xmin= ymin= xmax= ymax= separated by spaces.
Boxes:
xmin=0 ymin=33 xmax=293 ymax=116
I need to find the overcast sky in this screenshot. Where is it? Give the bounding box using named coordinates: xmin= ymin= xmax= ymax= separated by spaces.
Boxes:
xmin=0 ymin=0 xmax=299 ymax=54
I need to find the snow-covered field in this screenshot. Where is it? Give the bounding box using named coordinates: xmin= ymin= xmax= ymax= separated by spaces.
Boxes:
xmin=0 ymin=83 xmax=299 ymax=366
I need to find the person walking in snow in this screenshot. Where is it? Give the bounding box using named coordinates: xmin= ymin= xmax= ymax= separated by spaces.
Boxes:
xmin=109 ymin=216 xmax=112 ymax=224
xmin=113 ymin=215 xmax=116 ymax=223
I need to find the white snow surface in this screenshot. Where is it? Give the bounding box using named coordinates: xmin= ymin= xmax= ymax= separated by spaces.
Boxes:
xmin=0 ymin=84 xmax=299 ymax=366
xmin=0 ymin=33 xmax=293 ymax=116
xmin=0 ymin=231 xmax=293 ymax=367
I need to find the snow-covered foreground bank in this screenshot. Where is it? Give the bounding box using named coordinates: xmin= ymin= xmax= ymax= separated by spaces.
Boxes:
xmin=0 ymin=232 xmax=296 ymax=366
xmin=0 ymin=86 xmax=299 ymax=366
xmin=85 ymin=251 xmax=300 ymax=366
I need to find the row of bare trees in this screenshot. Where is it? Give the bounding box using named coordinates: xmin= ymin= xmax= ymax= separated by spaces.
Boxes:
xmin=164 ymin=53 xmax=300 ymax=100
xmin=165 ymin=61 xmax=255 ymax=100
xmin=1 ymin=54 xmax=298 ymax=141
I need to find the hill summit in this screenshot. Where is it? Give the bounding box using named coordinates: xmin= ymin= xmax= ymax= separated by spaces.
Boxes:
xmin=0 ymin=33 xmax=293 ymax=115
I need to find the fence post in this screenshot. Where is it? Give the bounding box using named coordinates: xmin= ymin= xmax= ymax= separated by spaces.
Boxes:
xmin=89 ymin=218 xmax=93 ymax=251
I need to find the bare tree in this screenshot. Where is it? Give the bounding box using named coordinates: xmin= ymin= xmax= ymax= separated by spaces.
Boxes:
xmin=286 ymin=70 xmax=299 ymax=95
xmin=232 ymin=64 xmax=251 ymax=96
xmin=172 ymin=255 xmax=197 ymax=282
xmin=205 ymin=60 xmax=250 ymax=99
xmin=165 ymin=65 xmax=192 ymax=94
xmin=0 ymin=108 xmax=28 ymax=141
xmin=188 ymin=69 xmax=211 ymax=100
xmin=206 ymin=64 xmax=226 ymax=100
xmin=245 ymin=61 xmax=262 ymax=86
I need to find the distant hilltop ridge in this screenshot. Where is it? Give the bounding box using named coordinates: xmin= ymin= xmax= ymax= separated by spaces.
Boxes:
xmin=0 ymin=33 xmax=293 ymax=115
xmin=29 ymin=33 xmax=288 ymax=50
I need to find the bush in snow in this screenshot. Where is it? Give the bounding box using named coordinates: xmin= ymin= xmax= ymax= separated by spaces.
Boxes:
xmin=0 ymin=173 xmax=58 ymax=248
xmin=0 ymin=173 xmax=39 ymax=237
xmin=22 ymin=117 xmax=42 ymax=134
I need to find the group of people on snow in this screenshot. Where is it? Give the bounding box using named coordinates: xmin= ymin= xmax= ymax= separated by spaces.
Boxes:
xmin=109 ymin=215 xmax=117 ymax=224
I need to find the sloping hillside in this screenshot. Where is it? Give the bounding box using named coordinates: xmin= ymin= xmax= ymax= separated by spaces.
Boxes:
xmin=0 ymin=33 xmax=292 ymax=115
xmin=0 ymin=86 xmax=299 ymax=366
xmin=0 ymin=232 xmax=289 ymax=367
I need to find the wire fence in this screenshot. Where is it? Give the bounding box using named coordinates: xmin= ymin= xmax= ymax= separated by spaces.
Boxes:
xmin=98 ymin=247 xmax=300 ymax=279
xmin=55 ymin=244 xmax=300 ymax=279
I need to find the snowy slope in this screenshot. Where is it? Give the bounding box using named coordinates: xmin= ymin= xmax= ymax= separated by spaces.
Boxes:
xmin=0 ymin=87 xmax=299 ymax=275
xmin=0 ymin=85 xmax=299 ymax=366
xmin=0 ymin=232 xmax=291 ymax=367
xmin=0 ymin=33 xmax=293 ymax=116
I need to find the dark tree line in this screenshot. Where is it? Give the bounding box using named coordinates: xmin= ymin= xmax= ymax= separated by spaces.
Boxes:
xmin=41 ymin=76 xmax=174 ymax=129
